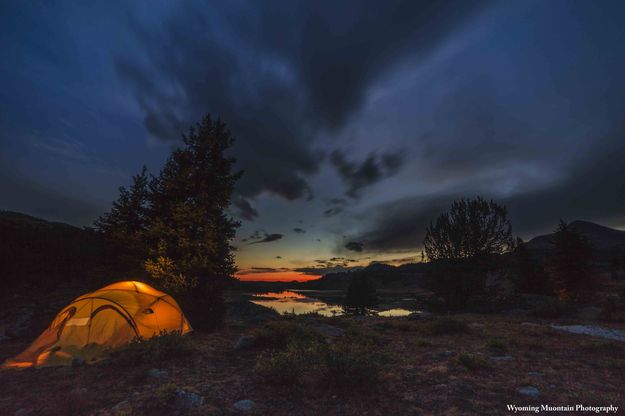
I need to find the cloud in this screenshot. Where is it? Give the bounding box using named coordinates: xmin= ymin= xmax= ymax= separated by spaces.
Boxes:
xmin=345 ymin=241 xmax=365 ymax=252
xmin=232 ymin=195 xmax=259 ymax=221
xmin=237 ymin=266 xmax=291 ymax=275
xmin=114 ymin=1 xmax=488 ymax=211
xmin=292 ymin=227 xmax=306 ymax=234
xmin=249 ymin=233 xmax=283 ymax=244
xmin=344 ymin=125 xmax=625 ymax=252
xmin=330 ymin=150 xmax=405 ymax=198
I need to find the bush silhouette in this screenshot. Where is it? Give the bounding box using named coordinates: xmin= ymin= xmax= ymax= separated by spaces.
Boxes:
xmin=343 ymin=274 xmax=378 ymax=315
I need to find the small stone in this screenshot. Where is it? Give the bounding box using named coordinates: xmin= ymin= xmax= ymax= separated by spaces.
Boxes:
xmin=233 ymin=335 xmax=255 ymax=350
xmin=14 ymin=409 xmax=33 ymax=416
xmin=173 ymin=389 xmax=204 ymax=410
xmin=517 ymin=386 xmax=540 ymax=397
xmin=111 ymin=399 xmax=131 ymax=414
xmin=490 ymin=355 xmax=513 ymax=361
xmin=521 ymin=322 xmax=539 ymax=327
xmin=234 ymin=399 xmax=255 ymax=412
xmin=71 ymin=357 xmax=85 ymax=367
xmin=147 ymin=368 xmax=168 ymax=378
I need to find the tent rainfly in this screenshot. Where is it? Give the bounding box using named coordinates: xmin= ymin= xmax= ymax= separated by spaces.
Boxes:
xmin=3 ymin=281 xmax=192 ymax=368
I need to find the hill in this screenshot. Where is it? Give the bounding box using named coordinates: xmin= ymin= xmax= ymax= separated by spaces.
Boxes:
xmin=302 ymin=261 xmax=429 ymax=290
xmin=0 ymin=211 xmax=132 ymax=295
xmin=526 ymin=220 xmax=625 ymax=254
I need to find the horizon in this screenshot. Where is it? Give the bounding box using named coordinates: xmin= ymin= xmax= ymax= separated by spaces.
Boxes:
xmin=2 ymin=1 xmax=625 ymax=282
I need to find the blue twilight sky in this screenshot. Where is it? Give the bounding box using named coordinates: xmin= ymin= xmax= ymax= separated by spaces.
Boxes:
xmin=1 ymin=1 xmax=625 ymax=279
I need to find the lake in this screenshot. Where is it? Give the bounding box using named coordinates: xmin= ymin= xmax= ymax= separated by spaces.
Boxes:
xmin=250 ymin=290 xmax=416 ymax=317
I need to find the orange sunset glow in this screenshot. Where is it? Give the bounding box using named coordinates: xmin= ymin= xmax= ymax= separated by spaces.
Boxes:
xmin=235 ymin=271 xmax=321 ymax=282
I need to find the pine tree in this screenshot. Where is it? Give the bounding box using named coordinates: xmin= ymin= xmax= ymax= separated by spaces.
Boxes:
xmin=145 ymin=115 xmax=241 ymax=329
xmin=546 ymin=220 xmax=594 ymax=300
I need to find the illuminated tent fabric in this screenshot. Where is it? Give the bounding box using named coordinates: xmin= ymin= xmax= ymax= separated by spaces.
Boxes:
xmin=3 ymin=281 xmax=192 ymax=368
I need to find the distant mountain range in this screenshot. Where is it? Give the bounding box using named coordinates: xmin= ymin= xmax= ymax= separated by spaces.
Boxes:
xmin=525 ymin=220 xmax=625 ymax=252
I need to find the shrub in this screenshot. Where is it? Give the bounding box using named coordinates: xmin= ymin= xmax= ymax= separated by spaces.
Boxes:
xmin=421 ymin=317 xmax=468 ymax=335
xmin=320 ymin=342 xmax=382 ymax=391
xmin=114 ymin=331 xmax=193 ymax=365
xmin=254 ymin=343 xmax=315 ymax=385
xmin=249 ymin=320 xmax=322 ymax=349
xmin=486 ymin=338 xmax=508 ymax=354
xmin=457 ymin=353 xmax=489 ymax=371
xmin=529 ymin=297 xmax=574 ymax=319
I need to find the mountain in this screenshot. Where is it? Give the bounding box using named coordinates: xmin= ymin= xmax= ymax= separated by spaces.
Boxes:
xmin=0 ymin=211 xmax=132 ymax=295
xmin=302 ymin=261 xmax=429 ymax=290
xmin=526 ymin=220 xmax=625 ymax=252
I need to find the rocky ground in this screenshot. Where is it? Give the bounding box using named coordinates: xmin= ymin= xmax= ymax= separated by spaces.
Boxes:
xmin=1 ymin=306 xmax=625 ymax=415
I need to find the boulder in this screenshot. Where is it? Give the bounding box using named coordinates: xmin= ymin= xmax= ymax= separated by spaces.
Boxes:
xmin=111 ymin=399 xmax=131 ymax=415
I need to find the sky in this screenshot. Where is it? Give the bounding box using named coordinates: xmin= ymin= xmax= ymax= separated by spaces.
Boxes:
xmin=2 ymin=0 xmax=625 ymax=281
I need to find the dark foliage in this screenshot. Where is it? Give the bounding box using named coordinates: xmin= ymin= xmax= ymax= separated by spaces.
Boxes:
xmin=546 ymin=220 xmax=594 ymax=300
xmin=96 ymin=114 xmax=241 ymax=329
xmin=512 ymin=239 xmax=550 ymax=295
xmin=343 ymin=274 xmax=378 ymax=315
xmin=423 ymin=197 xmax=514 ymax=261
xmin=423 ymin=197 xmax=515 ymax=311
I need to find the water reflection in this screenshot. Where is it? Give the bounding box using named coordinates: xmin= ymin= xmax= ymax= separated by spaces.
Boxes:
xmin=250 ymin=291 xmax=413 ymax=317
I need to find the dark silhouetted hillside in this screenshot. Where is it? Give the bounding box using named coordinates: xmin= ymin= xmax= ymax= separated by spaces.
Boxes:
xmin=526 ymin=220 xmax=625 ymax=253
xmin=0 ymin=211 xmax=135 ymax=295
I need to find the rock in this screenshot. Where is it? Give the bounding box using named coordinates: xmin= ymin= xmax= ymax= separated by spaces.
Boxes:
xmin=111 ymin=399 xmax=131 ymax=415
xmin=314 ymin=324 xmax=345 ymax=338
xmin=234 ymin=399 xmax=255 ymax=412
xmin=436 ymin=350 xmax=455 ymax=358
xmin=14 ymin=409 xmax=33 ymax=416
xmin=71 ymin=357 xmax=85 ymax=368
xmin=233 ymin=335 xmax=255 ymax=350
xmin=550 ymin=324 xmax=625 ymax=342
xmin=173 ymin=389 xmax=204 ymax=410
xmin=517 ymin=386 xmax=540 ymax=397
xmin=490 ymin=355 xmax=513 ymax=361
xmin=408 ymin=311 xmax=434 ymax=320
xmin=469 ymin=322 xmax=485 ymax=328
xmin=521 ymin=322 xmax=540 ymax=327
xmin=147 ymin=368 xmax=167 ymax=378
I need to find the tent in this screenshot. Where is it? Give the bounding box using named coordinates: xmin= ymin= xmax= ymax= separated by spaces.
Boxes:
xmin=3 ymin=281 xmax=192 ymax=368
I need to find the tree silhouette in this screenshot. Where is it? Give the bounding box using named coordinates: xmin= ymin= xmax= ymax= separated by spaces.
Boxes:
xmin=97 ymin=114 xmax=241 ymax=329
xmin=343 ymin=274 xmax=378 ymax=315
xmin=423 ymin=197 xmax=514 ymax=311
xmin=546 ymin=220 xmax=594 ymax=300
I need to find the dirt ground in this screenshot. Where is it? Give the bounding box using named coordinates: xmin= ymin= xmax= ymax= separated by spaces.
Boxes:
xmin=1 ymin=312 xmax=624 ymax=415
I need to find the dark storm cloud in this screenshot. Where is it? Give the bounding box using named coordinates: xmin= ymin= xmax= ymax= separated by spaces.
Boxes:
xmin=293 ymin=228 xmax=306 ymax=234
xmin=232 ymin=195 xmax=259 ymax=221
xmin=330 ymin=150 xmax=406 ymax=198
xmin=347 ymin=126 xmax=625 ymax=252
xmin=345 ymin=241 xmax=365 ymax=252
xmin=237 ymin=266 xmax=290 ymax=275
xmin=249 ymin=233 xmax=283 ymax=244
xmin=115 ymin=1 xmax=488 ymax=213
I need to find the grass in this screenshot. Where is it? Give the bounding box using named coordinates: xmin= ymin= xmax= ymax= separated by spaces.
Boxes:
xmin=457 ymin=353 xmax=489 ymax=371
xmin=420 ymin=317 xmax=469 ymax=335
xmin=320 ymin=341 xmax=383 ymax=391
xmin=486 ymin=338 xmax=508 ymax=354
xmin=113 ymin=331 xmax=194 ymax=365
xmin=249 ymin=320 xmax=322 ymax=349
xmin=254 ymin=343 xmax=316 ymax=385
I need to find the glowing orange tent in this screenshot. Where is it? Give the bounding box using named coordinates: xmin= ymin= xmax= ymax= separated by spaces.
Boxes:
xmin=3 ymin=281 xmax=192 ymax=368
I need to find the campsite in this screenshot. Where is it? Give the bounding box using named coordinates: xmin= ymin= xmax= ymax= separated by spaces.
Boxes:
xmin=3 ymin=1 xmax=625 ymax=414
